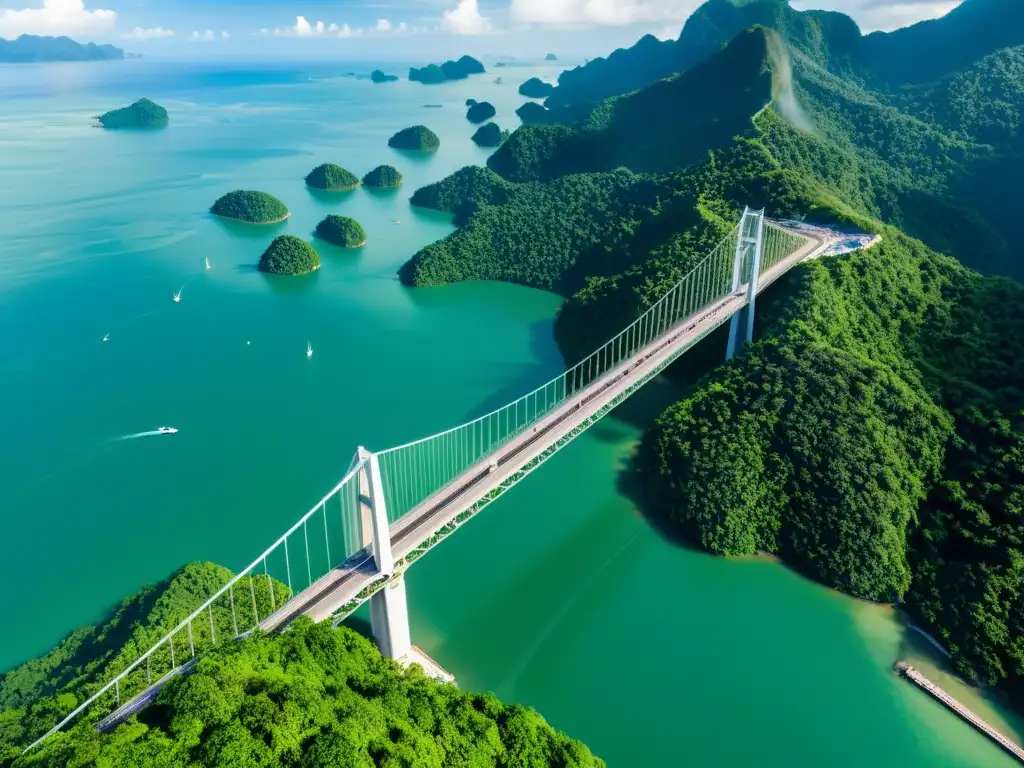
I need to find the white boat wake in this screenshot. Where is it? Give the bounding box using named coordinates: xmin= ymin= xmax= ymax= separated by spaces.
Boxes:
xmin=120 ymin=428 xmax=177 ymax=440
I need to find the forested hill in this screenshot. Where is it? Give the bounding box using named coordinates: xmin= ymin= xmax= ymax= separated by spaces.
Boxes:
xmin=545 ymin=0 xmax=1024 ymax=109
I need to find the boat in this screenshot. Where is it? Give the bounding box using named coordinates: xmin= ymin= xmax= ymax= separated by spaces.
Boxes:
xmin=173 ymin=286 xmax=182 ymax=303
xmin=156 ymin=426 xmax=178 ymax=435
xmin=205 ymin=257 xmax=211 ymax=270
xmin=102 ymin=333 xmax=110 ymax=342
xmin=306 ymin=341 xmax=313 ymax=358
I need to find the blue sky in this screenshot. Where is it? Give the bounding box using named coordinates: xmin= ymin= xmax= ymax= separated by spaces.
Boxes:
xmin=0 ymin=0 xmax=965 ymax=58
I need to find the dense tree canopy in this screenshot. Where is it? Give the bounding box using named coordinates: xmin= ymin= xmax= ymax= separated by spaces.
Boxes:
xmin=258 ymin=235 xmax=320 ymax=275
xmin=371 ymin=69 xmax=398 ymax=83
xmin=97 ymin=98 xmax=167 ymax=129
xmin=409 ymin=56 xmax=485 ymax=84
xmin=388 ymin=125 xmax=441 ymax=151
xmin=362 ymin=164 xmax=403 ymax=187
xmin=466 ymin=101 xmax=496 ymax=124
xmin=210 ymin=190 xmax=289 ymax=224
xmin=314 ymin=215 xmax=367 ymax=247
xmin=519 ymin=78 xmax=555 ymax=98
xmin=304 ymin=163 xmax=361 ymax=191
xmin=471 ymin=123 xmax=509 ymax=148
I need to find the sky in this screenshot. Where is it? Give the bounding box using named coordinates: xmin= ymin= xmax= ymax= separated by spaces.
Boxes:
xmin=0 ymin=0 xmax=965 ymax=58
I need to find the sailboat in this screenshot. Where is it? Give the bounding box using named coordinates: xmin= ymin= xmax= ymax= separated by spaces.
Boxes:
xmin=173 ymin=286 xmax=182 ymax=303
xmin=205 ymin=257 xmax=211 ymax=270
xmin=306 ymin=341 xmax=313 ymax=358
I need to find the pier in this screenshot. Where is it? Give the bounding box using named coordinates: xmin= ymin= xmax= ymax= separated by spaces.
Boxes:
xmin=896 ymin=663 xmax=1024 ymax=763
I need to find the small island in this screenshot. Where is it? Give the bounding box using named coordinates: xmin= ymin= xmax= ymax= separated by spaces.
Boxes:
xmin=466 ymin=98 xmax=477 ymax=107
xmin=495 ymin=77 xmax=504 ymax=85
xmin=409 ymin=55 xmax=485 ymax=84
xmin=97 ymin=98 xmax=168 ymax=129
xmin=314 ymin=215 xmax=367 ymax=248
xmin=545 ymin=53 xmax=557 ymax=61
xmin=388 ymin=125 xmax=440 ymax=151
xmin=466 ymin=101 xmax=496 ymax=124
xmin=258 ymin=235 xmax=320 ymax=275
xmin=371 ymin=69 xmax=398 ymax=83
xmin=362 ymin=164 xmax=402 ymax=188
xmin=211 ymin=190 xmax=289 ymax=224
xmin=518 ymin=77 xmax=555 ymax=98
xmin=516 ymin=101 xmax=555 ymax=125
xmin=305 ymin=163 xmax=361 ymax=191
xmin=471 ymin=123 xmax=509 ymax=147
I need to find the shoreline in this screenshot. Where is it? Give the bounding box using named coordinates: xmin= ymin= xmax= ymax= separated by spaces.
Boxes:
xmin=215 ymin=211 xmax=291 ymax=225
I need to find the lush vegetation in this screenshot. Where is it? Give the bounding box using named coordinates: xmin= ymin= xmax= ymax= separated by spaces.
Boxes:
xmin=516 ymin=101 xmax=556 ymax=125
xmin=0 ymin=35 xmax=122 ymax=62
xmin=258 ymin=235 xmax=320 ymax=275
xmin=304 ymin=163 xmax=361 ymax=191
xmin=471 ymin=123 xmax=509 ymax=148
xmin=466 ymin=101 xmax=496 ymax=124
xmin=314 ymin=215 xmax=367 ymax=247
xmin=371 ymin=69 xmax=398 ymax=83
xmin=519 ymin=78 xmax=555 ymax=98
xmin=545 ymin=53 xmax=557 ymax=61
xmin=0 ymin=563 xmax=289 ymax=763
xmin=388 ymin=125 xmax=441 ymax=151
xmin=1 ymin=568 xmax=602 ymax=767
xmin=362 ymin=164 xmax=403 ymax=187
xmin=409 ymin=56 xmax=485 ymax=84
xmin=210 ymin=190 xmax=289 ymax=224
xmin=97 ymin=98 xmax=168 ymax=129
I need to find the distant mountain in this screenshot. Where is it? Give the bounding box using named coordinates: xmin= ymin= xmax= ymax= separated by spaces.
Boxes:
xmin=409 ymin=55 xmax=485 ymax=84
xmin=0 ymin=34 xmax=123 ymax=62
xmin=545 ymin=0 xmax=1024 ymax=108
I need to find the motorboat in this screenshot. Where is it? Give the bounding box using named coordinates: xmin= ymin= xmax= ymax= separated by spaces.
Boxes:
xmin=157 ymin=426 xmax=178 ymax=435
xmin=306 ymin=341 xmax=313 ymax=358
xmin=173 ymin=286 xmax=182 ymax=303
xmin=205 ymin=257 xmax=211 ymax=270
xmin=102 ymin=333 xmax=110 ymax=342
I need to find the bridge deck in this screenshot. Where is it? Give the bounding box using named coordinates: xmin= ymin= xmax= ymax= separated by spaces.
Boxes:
xmin=258 ymin=224 xmax=830 ymax=630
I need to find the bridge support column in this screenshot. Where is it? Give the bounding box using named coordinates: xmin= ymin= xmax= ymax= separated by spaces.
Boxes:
xmin=370 ymin=574 xmax=412 ymax=661
xmin=726 ymin=208 xmax=766 ymax=360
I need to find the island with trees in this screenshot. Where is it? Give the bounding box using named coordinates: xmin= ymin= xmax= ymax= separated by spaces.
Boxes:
xmin=545 ymin=53 xmax=558 ymax=61
xmin=315 ymin=215 xmax=367 ymax=247
xmin=96 ymin=98 xmax=168 ymax=129
xmin=0 ymin=562 xmax=603 ymax=765
xmin=467 ymin=101 xmax=496 ymax=123
xmin=519 ymin=77 xmax=555 ymax=98
xmin=210 ymin=190 xmax=289 ymax=223
xmin=472 ymin=122 xmax=510 ymax=147
xmin=362 ymin=164 xmax=403 ymax=187
xmin=516 ymin=101 xmax=556 ymax=124
xmin=398 ymin=0 xmax=1024 ymax=711
xmin=0 ymin=34 xmax=123 ymax=62
xmin=304 ymin=163 xmax=361 ymax=191
xmin=388 ymin=125 xmax=441 ymax=151
xmin=371 ymin=69 xmax=398 ymax=83
xmin=258 ymin=235 xmax=320 ymax=275
xmin=409 ymin=55 xmax=486 ymax=84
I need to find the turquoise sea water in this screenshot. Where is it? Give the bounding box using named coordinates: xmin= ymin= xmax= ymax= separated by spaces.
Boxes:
xmin=0 ymin=58 xmax=1020 ymax=766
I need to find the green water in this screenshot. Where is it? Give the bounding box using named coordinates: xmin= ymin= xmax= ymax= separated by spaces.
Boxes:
xmin=0 ymin=59 xmax=1020 ymax=766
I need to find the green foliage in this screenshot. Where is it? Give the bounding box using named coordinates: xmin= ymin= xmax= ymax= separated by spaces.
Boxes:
xmin=471 ymin=123 xmax=509 ymax=148
xmin=516 ymin=101 xmax=557 ymax=125
xmin=304 ymin=163 xmax=361 ymax=191
xmin=97 ymin=98 xmax=167 ymax=129
xmin=210 ymin=190 xmax=289 ymax=224
xmin=371 ymin=70 xmax=398 ymax=83
xmin=388 ymin=125 xmax=441 ymax=151
xmin=466 ymin=101 xmax=496 ymax=124
xmin=409 ymin=56 xmax=485 ymax=84
xmin=314 ymin=215 xmax=367 ymax=247
xmin=258 ymin=235 xmax=320 ymax=275
xmin=0 ymin=563 xmax=290 ymax=758
xmin=361 ymin=164 xmax=402 ymax=187
xmin=519 ymin=78 xmax=555 ymax=98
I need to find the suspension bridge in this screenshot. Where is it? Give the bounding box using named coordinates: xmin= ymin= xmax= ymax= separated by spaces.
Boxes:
xmin=26 ymin=207 xmax=836 ymax=752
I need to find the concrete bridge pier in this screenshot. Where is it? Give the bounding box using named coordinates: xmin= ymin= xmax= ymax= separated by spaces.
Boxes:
xmin=370 ymin=575 xmax=412 ymax=660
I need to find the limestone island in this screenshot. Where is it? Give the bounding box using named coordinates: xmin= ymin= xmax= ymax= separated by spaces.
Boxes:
xmin=519 ymin=77 xmax=555 ymax=99
xmin=305 ymin=163 xmax=361 ymax=191
xmin=258 ymin=235 xmax=320 ymax=275
xmin=471 ymin=122 xmax=509 ymax=147
xmin=371 ymin=69 xmax=398 ymax=83
xmin=388 ymin=125 xmax=440 ymax=151
xmin=409 ymin=56 xmax=485 ymax=84
xmin=362 ymin=164 xmax=402 ymax=188
xmin=97 ymin=98 xmax=168 ymax=129
xmin=466 ymin=101 xmax=496 ymax=124
xmin=545 ymin=53 xmax=557 ymax=61
xmin=210 ymin=190 xmax=289 ymax=224
xmin=315 ymin=215 xmax=367 ymax=248
xmin=494 ymin=77 xmax=504 ymax=85
xmin=466 ymin=98 xmax=477 ymax=107
xmin=516 ymin=101 xmax=555 ymax=125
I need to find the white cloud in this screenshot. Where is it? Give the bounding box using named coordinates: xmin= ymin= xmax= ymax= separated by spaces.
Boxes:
xmin=375 ymin=18 xmax=392 ymax=32
xmin=789 ymin=1 xmax=960 ymax=33
xmin=121 ymin=26 xmax=174 ymax=40
xmin=270 ymin=15 xmax=362 ymax=37
xmin=442 ymin=0 xmax=490 ymax=34
xmin=0 ymin=0 xmax=116 ymax=39
xmin=508 ymin=0 xmax=697 ymax=26
xmin=189 ymin=29 xmax=226 ymax=42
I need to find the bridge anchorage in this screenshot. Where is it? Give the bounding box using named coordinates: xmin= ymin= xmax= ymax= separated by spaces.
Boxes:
xmin=25 ymin=206 xmax=837 ymax=753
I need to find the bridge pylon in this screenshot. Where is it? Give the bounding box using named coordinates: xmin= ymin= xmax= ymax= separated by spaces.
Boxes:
xmin=356 ymin=447 xmax=412 ymax=661
xmin=726 ymin=207 xmax=766 ymax=360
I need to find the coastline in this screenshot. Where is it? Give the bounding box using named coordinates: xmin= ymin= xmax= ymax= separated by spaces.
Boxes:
xmin=215 ymin=211 xmax=291 ymax=225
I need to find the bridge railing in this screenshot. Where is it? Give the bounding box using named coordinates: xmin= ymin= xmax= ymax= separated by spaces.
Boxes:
xmin=25 ymin=457 xmax=370 ymax=752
